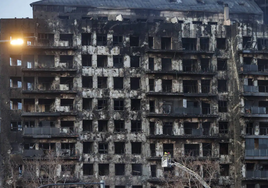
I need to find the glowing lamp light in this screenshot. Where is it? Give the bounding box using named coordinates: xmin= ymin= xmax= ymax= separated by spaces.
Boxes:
xmin=10 ymin=39 xmax=24 ymax=45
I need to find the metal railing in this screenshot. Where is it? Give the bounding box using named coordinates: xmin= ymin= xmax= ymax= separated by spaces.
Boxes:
xmin=245 ymin=149 xmax=268 ymax=157
xmin=23 ymin=127 xmax=60 ymax=135
xmin=243 ymin=85 xmax=259 ymax=93
xmin=243 ymin=64 xmax=258 ymax=72
xmin=246 ymin=170 xmax=268 ymax=178
xmin=245 ymin=107 xmax=267 ymax=114
xmin=260 ymin=127 xmax=268 ymax=135
xmin=183 ymin=85 xmax=198 ymax=93
xmin=184 ymin=128 xmax=203 ymax=136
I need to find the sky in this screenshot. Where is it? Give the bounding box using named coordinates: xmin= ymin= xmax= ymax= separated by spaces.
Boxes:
xmin=0 ymin=0 xmax=35 ymax=19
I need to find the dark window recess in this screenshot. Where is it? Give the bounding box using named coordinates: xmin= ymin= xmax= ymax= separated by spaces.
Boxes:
xmin=38 ymin=33 xmax=54 ymax=46
xmin=243 ymin=57 xmax=252 ymax=65
xmin=83 ymin=142 xmax=93 ymax=154
xmin=82 ymin=55 xmax=92 ymax=66
xmin=149 ymin=58 xmax=154 ymax=71
xmin=163 ymin=144 xmax=173 ymax=157
xmin=162 ymin=58 xmax=172 ymax=71
xmin=220 ymin=164 xmax=229 ymax=176
xmin=183 ymin=59 xmax=197 ymax=72
xmin=137 ymin=18 xmax=147 ymax=23
xmin=83 ymin=164 xmax=93 ymax=175
xmin=132 ymin=164 xmax=142 ymax=176
xmin=219 ymin=122 xmax=228 ymax=134
xmin=114 ymin=100 xmax=124 ymax=110
xmin=217 ymin=59 xmax=227 ymax=71
xmin=130 ymin=36 xmax=139 ymax=46
xmin=97 ymin=55 xmax=107 ymax=67
xmin=202 ymin=122 xmax=210 ymax=136
xmin=113 ymin=56 xmax=123 ymax=68
xmin=149 ymin=101 xmax=155 ymax=112
xmin=114 ymin=120 xmax=125 ymax=132
xmin=113 ymin=36 xmax=123 ymax=46
xmin=243 ymin=37 xmax=252 ymax=49
xmin=97 ymin=35 xmax=107 ymax=46
xmin=150 ymin=143 xmax=156 ymax=156
xmin=114 ymin=77 xmax=123 ymax=89
xmin=131 ymin=120 xmax=142 ymax=132
xmin=60 ymin=55 xmax=73 ymax=68
xmin=218 ymin=101 xmax=228 ymax=112
xmin=185 ymin=144 xmax=199 ymax=156
xmin=217 ymin=38 xmax=226 ymax=49
xmin=10 ymin=122 xmax=22 ymax=131
xmin=130 ymin=78 xmax=140 ymax=90
xmin=149 ymin=79 xmax=154 ymax=91
xmin=99 ymin=143 xmax=108 ymax=154
xmin=246 ymin=123 xmax=254 ymax=135
xmin=220 ymin=143 xmax=228 ymax=155
xmin=161 ymin=37 xmax=171 ymax=50
xmin=115 ymin=164 xmax=125 ymax=175
xmin=131 ymin=99 xmax=141 ymax=111
xmin=182 ymin=38 xmax=197 ymax=50
xmin=162 ymin=80 xmax=172 ymax=92
xmin=201 ymin=59 xmax=210 ymax=72
xmin=99 ymin=164 xmax=109 ymax=176
xmin=149 ymin=122 xmax=155 ymax=135
xmin=98 ymin=100 xmax=108 ymax=110
xmin=218 ymin=80 xmax=227 ymax=92
xmin=202 ymin=143 xmax=212 ymax=156
xmin=82 ymin=33 xmax=91 ymax=45
xmin=201 ymin=80 xmax=210 ymax=93
xmin=200 ymin=38 xmax=209 ymax=51
xmin=58 ymin=15 xmax=69 ymax=19
xmin=59 ymin=34 xmax=73 ymax=46
xmin=258 ymin=59 xmax=268 ymax=71
xmin=183 ymin=80 xmax=197 ymax=93
xmin=114 ymin=142 xmax=125 ymax=154
xmin=83 ymin=120 xmax=92 ymax=132
xmin=115 ymin=186 xmax=125 ymax=188
xmin=132 ymin=186 xmax=142 ymax=188
xmin=98 ymin=120 xmax=108 ymax=132
xmin=192 ymin=20 xmax=202 ymax=24
xmin=98 ymin=77 xmax=107 ymax=88
xmin=163 ymin=122 xmax=173 ymax=135
xmin=132 ymin=142 xmax=142 ymax=154
xmin=184 ymin=122 xmax=198 ymax=135
xmin=130 ymin=56 xmax=140 ymax=67
xmin=148 ymin=37 xmax=153 ymax=49
xmin=83 ymin=98 xmax=92 ymax=110
xmin=201 ymin=102 xmax=210 ymax=115
xmin=257 ymin=38 xmax=268 ymax=50
xmin=151 ymin=165 xmax=156 ymax=177
xmin=98 ymin=17 xmax=108 ymax=21
xmin=82 ymin=76 xmax=92 ymax=88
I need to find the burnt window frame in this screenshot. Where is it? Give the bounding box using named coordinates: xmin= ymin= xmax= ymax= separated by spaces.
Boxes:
xmin=97 ymin=99 xmax=108 ymax=110
xmin=83 ymin=163 xmax=93 ymax=175
xmin=82 ymin=76 xmax=92 ymax=88
xmin=97 ymin=77 xmax=107 ymax=88
xmin=113 ymin=35 xmax=123 ymax=46
xmin=98 ymin=143 xmax=108 ymax=154
xmin=83 ymin=120 xmax=93 ymax=132
xmin=97 ymin=34 xmax=107 ymax=46
xmin=130 ymin=78 xmax=140 ymax=90
xmin=132 ymin=164 xmax=142 ymax=176
xmin=218 ymin=101 xmax=228 ymax=112
xmin=99 ymin=164 xmax=109 ymax=176
xmin=82 ymin=55 xmax=92 ymax=66
xmin=83 ymin=142 xmax=93 ymax=154
xmin=131 ymin=142 xmax=142 ymax=154
xmin=114 ymin=99 xmax=124 ymax=111
xmin=83 ymin=98 xmax=92 ymax=110
xmin=114 ymin=120 xmax=125 ymax=132
xmin=115 ymin=164 xmax=125 ymax=175
xmin=113 ymin=77 xmax=124 ymax=90
xmin=130 ymin=36 xmax=139 ymax=47
xmin=113 ymin=55 xmax=124 ymax=68
xmin=219 ymin=122 xmax=228 ymax=134
xmin=217 ymin=59 xmax=227 ymax=71
xmin=82 ymin=33 xmax=91 ymax=46
xmin=97 ymin=55 xmax=108 ymax=67
xmin=130 ymin=56 xmax=140 ymax=67
xmin=114 ymin=142 xmax=125 ymax=154
xmin=217 ymin=38 xmax=226 ymax=49
xmin=131 ymin=120 xmax=142 ymax=132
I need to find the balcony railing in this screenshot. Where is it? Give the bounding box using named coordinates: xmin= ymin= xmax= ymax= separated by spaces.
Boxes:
xmin=245 ymin=107 xmax=267 ymax=114
xmin=246 ymin=170 xmax=268 ymax=178
xmin=245 ymin=149 xmax=268 ymax=157
xmin=184 ymin=128 xmax=203 ymax=136
xmin=243 ymin=65 xmax=258 ymax=72
xmin=23 ymin=127 xmax=77 ymax=137
xmin=244 ymin=85 xmax=268 ymax=93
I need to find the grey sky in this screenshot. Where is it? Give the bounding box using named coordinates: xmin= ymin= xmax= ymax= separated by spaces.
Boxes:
xmin=0 ymin=0 xmax=35 ymax=18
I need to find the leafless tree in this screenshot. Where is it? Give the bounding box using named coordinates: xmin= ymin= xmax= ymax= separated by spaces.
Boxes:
xmin=8 ymin=152 xmax=77 ymax=188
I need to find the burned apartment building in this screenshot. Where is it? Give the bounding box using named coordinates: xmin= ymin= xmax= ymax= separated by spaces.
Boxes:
xmin=1 ymin=0 xmax=268 ymax=188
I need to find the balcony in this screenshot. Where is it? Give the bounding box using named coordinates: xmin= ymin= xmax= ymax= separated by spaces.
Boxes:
xmin=241 ymin=65 xmax=268 ymax=75
xmin=22 ymin=84 xmax=76 ymax=94
xmin=146 ymin=69 xmax=216 ymax=76
xmin=23 ymin=127 xmax=78 ymax=138
xmin=147 ymin=107 xmax=218 ymax=118
xmin=243 ymin=107 xmax=268 ymax=118
xmin=246 ymin=170 xmax=268 ymax=179
xmin=245 ymin=149 xmax=268 ymax=159
xmin=243 ymin=85 xmax=268 ymax=97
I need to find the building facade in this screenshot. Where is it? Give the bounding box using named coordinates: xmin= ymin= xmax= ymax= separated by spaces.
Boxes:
xmin=0 ymin=0 xmax=267 ymax=187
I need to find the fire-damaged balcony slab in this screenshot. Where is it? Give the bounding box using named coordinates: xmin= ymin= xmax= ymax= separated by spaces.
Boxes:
xmin=21 ymin=112 xmax=77 ymax=117
xmin=146 ymin=156 xmax=162 ymax=161
xmin=22 ymin=90 xmax=77 ymax=94
xmin=145 ymin=49 xmax=214 ymax=55
xmin=242 ymin=107 xmax=268 ymax=118
xmin=147 ymin=134 xmax=220 ymax=139
xmin=238 ymin=49 xmax=268 ymax=54
xmin=24 ymin=45 xmax=78 ymax=50
xmin=21 ymin=68 xmax=77 ymax=72
xmin=242 ymin=85 xmax=268 ymax=97
xmin=146 ymin=92 xmax=217 ymax=97
xmin=147 ymin=178 xmax=165 ymax=184
xmin=147 ymin=112 xmax=218 ymax=118
xmin=23 ymin=127 xmax=79 ymax=138
xmin=145 ymin=70 xmax=216 ymax=76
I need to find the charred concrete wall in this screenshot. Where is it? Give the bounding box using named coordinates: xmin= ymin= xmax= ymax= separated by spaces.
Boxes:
xmin=0 ymin=2 xmax=267 ymax=187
